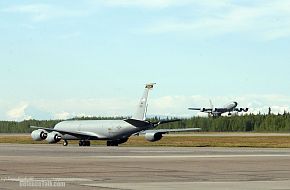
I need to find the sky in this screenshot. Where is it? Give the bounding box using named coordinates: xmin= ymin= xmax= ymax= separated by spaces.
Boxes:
xmin=0 ymin=0 xmax=290 ymax=121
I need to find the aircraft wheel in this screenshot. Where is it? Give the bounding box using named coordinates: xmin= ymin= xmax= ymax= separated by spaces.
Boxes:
xmin=85 ymin=141 xmax=91 ymax=146
xmin=63 ymin=140 xmax=68 ymax=146
xmin=79 ymin=140 xmax=84 ymax=146
xmin=112 ymin=141 xmax=118 ymax=146
xmin=107 ymin=141 xmax=119 ymax=146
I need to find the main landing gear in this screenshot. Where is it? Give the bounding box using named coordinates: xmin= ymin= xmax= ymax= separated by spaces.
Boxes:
xmin=107 ymin=141 xmax=119 ymax=146
xmin=106 ymin=138 xmax=128 ymax=146
xmin=62 ymin=140 xmax=90 ymax=146
xmin=79 ymin=140 xmax=91 ymax=146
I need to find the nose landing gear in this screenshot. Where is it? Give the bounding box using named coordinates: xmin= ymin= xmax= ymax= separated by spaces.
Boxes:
xmin=63 ymin=140 xmax=68 ymax=146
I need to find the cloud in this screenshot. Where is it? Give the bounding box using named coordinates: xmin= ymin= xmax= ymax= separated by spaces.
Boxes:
xmin=5 ymin=102 xmax=53 ymax=121
xmin=4 ymin=1 xmax=289 ymax=40
xmin=3 ymin=4 xmax=51 ymax=21
xmin=2 ymin=4 xmax=87 ymax=22
xmin=144 ymin=1 xmax=290 ymax=40
xmin=33 ymin=98 xmax=136 ymax=119
xmin=6 ymin=103 xmax=32 ymax=121
xmin=53 ymin=112 xmax=72 ymax=120
xmin=100 ymin=0 xmax=190 ymax=9
xmin=100 ymin=0 xmax=234 ymax=10
xmin=1 ymin=93 xmax=290 ymax=121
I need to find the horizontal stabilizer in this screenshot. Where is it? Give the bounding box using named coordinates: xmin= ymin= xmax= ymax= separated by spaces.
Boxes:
xmin=124 ymin=119 xmax=151 ymax=128
xmin=151 ymin=119 xmax=181 ymax=126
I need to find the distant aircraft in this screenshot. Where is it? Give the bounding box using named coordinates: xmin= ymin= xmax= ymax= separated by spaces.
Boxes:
xmin=31 ymin=83 xmax=200 ymax=146
xmin=188 ymin=100 xmax=248 ymax=117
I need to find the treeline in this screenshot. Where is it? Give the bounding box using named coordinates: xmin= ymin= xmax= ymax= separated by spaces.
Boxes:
xmin=1 ymin=113 xmax=290 ymax=133
xmin=0 ymin=120 xmax=61 ymax=133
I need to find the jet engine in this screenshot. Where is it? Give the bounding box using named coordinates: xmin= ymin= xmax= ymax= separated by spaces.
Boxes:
xmin=200 ymin=108 xmax=206 ymax=112
xmin=239 ymin=108 xmax=249 ymax=112
xmin=31 ymin=129 xmax=48 ymax=141
xmin=145 ymin=132 xmax=163 ymax=142
xmin=46 ymin=132 xmax=62 ymax=144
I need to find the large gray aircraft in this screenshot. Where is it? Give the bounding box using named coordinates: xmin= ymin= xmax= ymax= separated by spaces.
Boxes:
xmin=31 ymin=83 xmax=200 ymax=146
xmin=188 ymin=100 xmax=249 ymax=117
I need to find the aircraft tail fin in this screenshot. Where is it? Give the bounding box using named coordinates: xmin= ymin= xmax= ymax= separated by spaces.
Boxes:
xmin=209 ymin=99 xmax=214 ymax=110
xmin=208 ymin=99 xmax=214 ymax=117
xmin=132 ymin=83 xmax=155 ymax=121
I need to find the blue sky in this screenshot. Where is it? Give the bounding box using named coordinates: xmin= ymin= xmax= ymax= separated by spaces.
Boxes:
xmin=1 ymin=0 xmax=290 ymax=120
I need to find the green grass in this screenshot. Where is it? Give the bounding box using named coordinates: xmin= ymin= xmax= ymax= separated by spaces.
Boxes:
xmin=1 ymin=135 xmax=290 ymax=148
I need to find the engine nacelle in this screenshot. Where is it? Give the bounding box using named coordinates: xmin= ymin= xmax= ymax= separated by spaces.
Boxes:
xmin=200 ymin=108 xmax=206 ymax=112
xmin=145 ymin=132 xmax=163 ymax=142
xmin=46 ymin=132 xmax=62 ymax=144
xmin=31 ymin=129 xmax=48 ymax=141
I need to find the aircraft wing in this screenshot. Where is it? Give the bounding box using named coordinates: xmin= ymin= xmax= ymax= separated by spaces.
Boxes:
xmin=30 ymin=126 xmax=103 ymax=139
xmin=150 ymin=119 xmax=181 ymax=127
xmin=188 ymin=108 xmax=213 ymax=113
xmin=138 ymin=127 xmax=201 ymax=135
xmin=188 ymin=108 xmax=203 ymax=110
xmin=124 ymin=118 xmax=181 ymax=128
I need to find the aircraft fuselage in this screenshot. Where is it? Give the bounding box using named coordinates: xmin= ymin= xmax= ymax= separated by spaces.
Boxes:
xmin=54 ymin=120 xmax=149 ymax=140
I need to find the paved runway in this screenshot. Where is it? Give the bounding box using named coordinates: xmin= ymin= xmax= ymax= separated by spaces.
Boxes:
xmin=0 ymin=144 xmax=290 ymax=190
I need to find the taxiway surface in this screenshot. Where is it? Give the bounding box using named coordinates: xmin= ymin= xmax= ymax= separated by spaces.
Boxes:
xmin=0 ymin=144 xmax=290 ymax=190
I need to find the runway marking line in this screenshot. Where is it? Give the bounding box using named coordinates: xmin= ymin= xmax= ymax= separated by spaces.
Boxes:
xmin=1 ymin=155 xmax=290 ymax=159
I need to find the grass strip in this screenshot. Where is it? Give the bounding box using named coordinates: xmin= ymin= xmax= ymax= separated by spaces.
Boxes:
xmin=0 ymin=135 xmax=290 ymax=148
